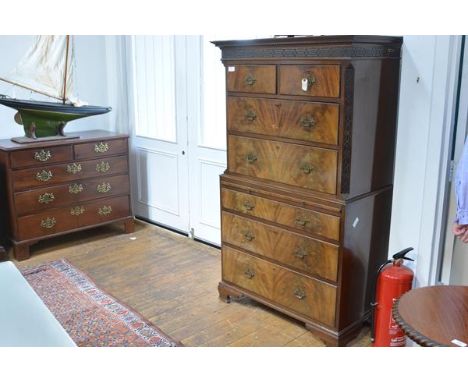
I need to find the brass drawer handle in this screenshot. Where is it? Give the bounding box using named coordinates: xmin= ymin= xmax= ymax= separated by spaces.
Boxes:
xmin=294 ymin=287 xmax=306 ymax=300
xmin=300 ymin=163 xmax=314 ymax=174
xmin=38 ymin=192 xmax=55 ymax=204
xmin=244 ymin=268 xmax=255 ymax=279
xmin=242 ymin=230 xmax=255 ymax=242
xmin=70 ymin=206 xmax=85 ymax=216
xmin=40 ymin=217 xmax=56 ymax=229
xmin=242 ymin=200 xmax=255 ymax=211
xmin=244 ymin=74 xmax=256 ymax=86
xmin=300 ymin=115 xmax=316 ymax=129
xmin=97 ymin=182 xmax=112 ymax=193
xmin=69 ymin=183 xmax=84 ymax=194
xmin=294 ymin=247 xmax=309 ymax=260
xmin=34 ymin=149 xmax=52 ymax=162
xmin=98 ymin=205 xmax=112 ymax=216
xmin=94 ymin=142 xmax=109 ymax=153
xmin=66 ymin=163 xmax=82 ymax=174
xmin=301 ymin=73 xmax=316 ymax=92
xmin=96 ymin=161 xmax=110 ymax=173
xmin=246 ymin=153 xmax=257 ymax=164
xmin=245 ymin=110 xmax=257 ymax=122
xmin=36 ymin=170 xmax=53 ymax=182
xmin=295 ymin=217 xmax=309 ymax=227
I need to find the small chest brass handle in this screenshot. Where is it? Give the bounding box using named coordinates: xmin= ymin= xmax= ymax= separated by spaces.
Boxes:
xmin=40 ymin=217 xmax=56 ymax=229
xmin=36 ymin=170 xmax=53 ymax=182
xmin=98 ymin=206 xmax=112 ymax=216
xmin=242 ymin=200 xmax=255 ymax=211
xmin=94 ymin=142 xmax=109 ymax=153
xmin=300 ymin=115 xmax=316 ymax=129
xmin=246 ymin=153 xmax=257 ymax=164
xmin=34 ymin=149 xmax=52 ymax=162
xmin=67 ymin=163 xmax=82 ymax=174
xmin=69 ymin=183 xmax=84 ymax=194
xmin=97 ymin=182 xmax=112 ymax=193
xmin=38 ymin=192 xmax=55 ymax=204
xmin=300 ymin=163 xmax=314 ymax=174
xmin=294 ymin=288 xmax=306 ymax=300
xmin=245 ymin=110 xmax=257 ymax=122
xmin=70 ymin=206 xmax=85 ymax=216
xmin=244 ymin=74 xmax=256 ymax=86
xmin=295 ymin=217 xmax=309 ymax=227
xmin=242 ymin=231 xmax=255 ymax=242
xmin=244 ymin=268 xmax=255 ymax=279
xmin=294 ymin=247 xmax=309 ymax=260
xmin=96 ymin=161 xmax=110 ymax=173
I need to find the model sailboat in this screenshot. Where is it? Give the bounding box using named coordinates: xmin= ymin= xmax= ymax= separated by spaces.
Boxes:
xmin=0 ymin=35 xmax=111 ymax=142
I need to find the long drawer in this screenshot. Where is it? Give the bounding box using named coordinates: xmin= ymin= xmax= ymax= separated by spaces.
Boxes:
xmin=228 ymin=135 xmax=338 ymax=194
xmin=222 ymin=246 xmax=337 ymax=327
xmin=227 ymin=97 xmax=339 ymax=145
xmin=16 ymin=195 xmax=131 ymax=241
xmin=12 ymin=155 xmax=128 ymax=191
xmin=221 ymin=187 xmax=341 ymax=241
xmin=14 ymin=174 xmax=130 ymax=216
xmin=222 ymin=211 xmax=339 ymax=282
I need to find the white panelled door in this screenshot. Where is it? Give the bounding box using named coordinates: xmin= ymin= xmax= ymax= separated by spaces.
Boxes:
xmin=128 ymin=35 xmax=227 ymax=244
xmin=128 ymin=36 xmax=190 ymax=233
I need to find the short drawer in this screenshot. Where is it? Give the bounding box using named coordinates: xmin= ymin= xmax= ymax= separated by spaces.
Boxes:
xmin=222 ymin=246 xmax=337 ymax=327
xmin=12 ymin=155 xmax=129 ymax=191
xmin=228 ymin=135 xmax=338 ymax=194
xmin=16 ymin=195 xmax=131 ymax=241
xmin=14 ymin=174 xmax=130 ymax=216
xmin=222 ymin=212 xmax=339 ymax=282
xmin=227 ymin=97 xmax=339 ymax=145
xmin=10 ymin=145 xmax=73 ymax=169
xmin=221 ymin=187 xmax=340 ymax=241
xmin=226 ymin=65 xmax=276 ymax=94
xmin=74 ymin=138 xmax=128 ymax=160
xmin=279 ymin=65 xmax=340 ymax=98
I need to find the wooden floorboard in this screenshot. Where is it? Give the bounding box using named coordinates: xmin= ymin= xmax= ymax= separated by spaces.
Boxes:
xmin=4 ymin=219 xmax=371 ymax=347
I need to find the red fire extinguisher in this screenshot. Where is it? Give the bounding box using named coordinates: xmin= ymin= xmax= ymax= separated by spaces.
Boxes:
xmin=371 ymin=247 xmax=414 ymax=347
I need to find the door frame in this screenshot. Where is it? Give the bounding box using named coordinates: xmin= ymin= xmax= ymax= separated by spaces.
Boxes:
xmin=440 ymin=36 xmax=468 ymax=284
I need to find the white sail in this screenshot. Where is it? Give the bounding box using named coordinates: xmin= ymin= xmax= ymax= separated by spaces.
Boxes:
xmin=0 ymin=35 xmax=78 ymax=103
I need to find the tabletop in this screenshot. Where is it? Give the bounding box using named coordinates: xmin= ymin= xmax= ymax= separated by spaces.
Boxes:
xmin=392 ymin=285 xmax=468 ymax=347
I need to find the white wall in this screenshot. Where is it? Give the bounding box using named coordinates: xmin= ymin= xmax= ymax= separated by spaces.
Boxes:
xmin=389 ymin=36 xmax=461 ymax=287
xmin=0 ymin=35 xmax=114 ymax=139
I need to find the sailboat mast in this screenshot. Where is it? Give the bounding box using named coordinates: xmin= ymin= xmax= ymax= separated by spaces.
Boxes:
xmin=62 ymin=35 xmax=70 ymax=104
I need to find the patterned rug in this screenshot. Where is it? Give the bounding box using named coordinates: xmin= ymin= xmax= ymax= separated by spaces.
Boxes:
xmin=21 ymin=259 xmax=179 ymax=347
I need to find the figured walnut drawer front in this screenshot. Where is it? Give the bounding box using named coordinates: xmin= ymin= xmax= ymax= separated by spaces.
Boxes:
xmin=279 ymin=65 xmax=341 ymax=98
xmin=16 ymin=195 xmax=131 ymax=241
xmin=228 ymin=97 xmax=339 ymax=145
xmin=222 ymin=212 xmax=339 ymax=282
xmin=10 ymin=145 xmax=73 ymax=169
xmin=14 ymin=174 xmax=130 ymax=216
xmin=221 ymin=187 xmax=340 ymax=241
xmin=228 ymin=135 xmax=338 ymax=194
xmin=227 ymin=65 xmax=276 ymax=94
xmin=12 ymin=155 xmax=129 ymax=191
xmin=74 ymin=138 xmax=128 ymax=160
xmin=222 ymin=246 xmax=337 ymax=327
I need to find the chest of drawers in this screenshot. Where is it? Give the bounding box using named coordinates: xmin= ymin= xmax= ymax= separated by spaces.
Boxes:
xmin=0 ymin=130 xmax=134 ymax=260
xmin=214 ymin=36 xmax=403 ymax=346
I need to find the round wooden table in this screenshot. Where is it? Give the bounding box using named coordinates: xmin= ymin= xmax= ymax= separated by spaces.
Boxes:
xmin=392 ymin=285 xmax=468 ymax=347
